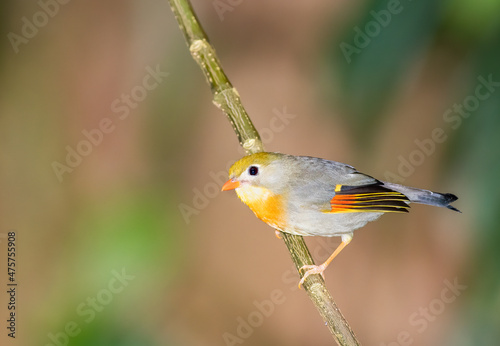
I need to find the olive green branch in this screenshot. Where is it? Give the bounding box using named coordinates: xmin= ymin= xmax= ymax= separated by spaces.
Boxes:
xmin=167 ymin=1 xmax=360 ymax=344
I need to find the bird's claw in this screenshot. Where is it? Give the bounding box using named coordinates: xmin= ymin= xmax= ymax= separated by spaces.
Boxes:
xmin=298 ymin=264 xmax=326 ymax=289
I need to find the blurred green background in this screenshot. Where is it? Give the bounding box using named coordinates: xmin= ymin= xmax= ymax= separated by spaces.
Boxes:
xmin=0 ymin=0 xmax=498 ymax=345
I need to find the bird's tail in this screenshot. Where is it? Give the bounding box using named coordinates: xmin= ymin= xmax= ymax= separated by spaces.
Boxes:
xmin=383 ymin=182 xmax=460 ymax=213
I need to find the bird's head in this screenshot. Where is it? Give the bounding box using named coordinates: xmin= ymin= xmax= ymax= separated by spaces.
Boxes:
xmin=221 ymin=152 xmax=289 ymax=196
xmin=222 ymin=152 xmax=292 ymax=229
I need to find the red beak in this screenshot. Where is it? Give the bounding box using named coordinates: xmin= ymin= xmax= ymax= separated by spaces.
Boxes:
xmin=221 ymin=179 xmax=240 ymax=191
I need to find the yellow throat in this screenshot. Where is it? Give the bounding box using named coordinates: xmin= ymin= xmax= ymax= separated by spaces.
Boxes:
xmin=235 ymin=185 xmax=285 ymax=230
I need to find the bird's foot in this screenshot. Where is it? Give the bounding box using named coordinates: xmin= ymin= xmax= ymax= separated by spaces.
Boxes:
xmin=298 ymin=264 xmax=326 ymax=289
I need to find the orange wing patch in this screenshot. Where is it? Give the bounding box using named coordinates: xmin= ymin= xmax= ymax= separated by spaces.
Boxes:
xmin=328 ymin=183 xmax=410 ymax=214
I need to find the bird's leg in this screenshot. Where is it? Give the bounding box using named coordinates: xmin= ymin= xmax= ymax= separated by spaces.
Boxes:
xmin=298 ymin=233 xmax=353 ymax=288
xmin=274 ymin=230 xmax=282 ymax=239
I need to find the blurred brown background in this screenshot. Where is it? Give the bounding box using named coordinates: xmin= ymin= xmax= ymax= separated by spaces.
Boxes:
xmin=0 ymin=0 xmax=499 ymax=345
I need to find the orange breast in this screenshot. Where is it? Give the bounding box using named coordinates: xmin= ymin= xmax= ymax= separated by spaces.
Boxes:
xmin=236 ymin=186 xmax=286 ymax=230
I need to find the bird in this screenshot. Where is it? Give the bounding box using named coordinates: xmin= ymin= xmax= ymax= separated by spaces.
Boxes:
xmin=221 ymin=152 xmax=459 ymax=287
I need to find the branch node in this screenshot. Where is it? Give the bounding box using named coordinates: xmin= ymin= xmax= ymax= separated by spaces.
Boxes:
xmin=243 ymin=138 xmax=257 ymax=151
xmin=189 ymin=39 xmax=205 ymax=54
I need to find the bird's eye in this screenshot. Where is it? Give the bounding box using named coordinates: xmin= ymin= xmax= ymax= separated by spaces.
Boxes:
xmin=248 ymin=166 xmax=259 ymax=176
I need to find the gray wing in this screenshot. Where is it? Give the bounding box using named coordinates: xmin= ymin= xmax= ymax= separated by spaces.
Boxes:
xmin=276 ymin=155 xmax=385 ymax=236
xmin=284 ymin=155 xmax=378 ymax=211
